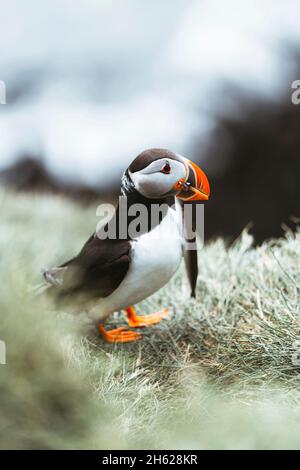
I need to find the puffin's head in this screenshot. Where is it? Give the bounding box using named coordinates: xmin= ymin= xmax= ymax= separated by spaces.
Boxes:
xmin=128 ymin=148 xmax=210 ymax=201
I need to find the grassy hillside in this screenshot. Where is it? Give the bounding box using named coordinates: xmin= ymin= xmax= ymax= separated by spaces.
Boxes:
xmin=0 ymin=189 xmax=300 ymax=449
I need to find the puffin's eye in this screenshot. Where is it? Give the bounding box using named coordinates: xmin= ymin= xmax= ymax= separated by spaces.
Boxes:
xmin=161 ymin=162 xmax=171 ymax=174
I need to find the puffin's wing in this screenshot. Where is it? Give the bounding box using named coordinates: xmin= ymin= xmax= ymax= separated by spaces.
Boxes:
xmin=178 ymin=200 xmax=198 ymax=298
xmin=183 ymin=241 xmax=198 ymax=298
xmin=44 ymin=234 xmax=131 ymax=299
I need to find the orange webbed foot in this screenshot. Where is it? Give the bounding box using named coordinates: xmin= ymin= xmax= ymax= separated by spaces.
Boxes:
xmin=125 ymin=306 xmax=170 ymax=328
xmin=98 ymin=325 xmax=142 ymax=343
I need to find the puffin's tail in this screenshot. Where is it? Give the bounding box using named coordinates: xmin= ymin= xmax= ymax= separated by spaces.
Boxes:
xmin=42 ymin=267 xmax=66 ymax=286
xmin=30 ymin=267 xmax=67 ymax=297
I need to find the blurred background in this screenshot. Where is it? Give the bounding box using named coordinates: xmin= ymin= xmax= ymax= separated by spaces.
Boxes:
xmin=0 ymin=0 xmax=300 ymax=243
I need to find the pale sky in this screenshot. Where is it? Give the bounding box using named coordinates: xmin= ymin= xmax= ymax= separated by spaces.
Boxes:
xmin=0 ymin=0 xmax=299 ymax=187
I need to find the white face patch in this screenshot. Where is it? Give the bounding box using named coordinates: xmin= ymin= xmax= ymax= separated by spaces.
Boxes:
xmin=129 ymin=158 xmax=188 ymax=199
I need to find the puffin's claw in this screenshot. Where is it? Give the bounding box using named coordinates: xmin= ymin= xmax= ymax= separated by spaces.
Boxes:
xmin=98 ymin=325 xmax=142 ymax=343
xmin=125 ymin=306 xmax=170 ymax=328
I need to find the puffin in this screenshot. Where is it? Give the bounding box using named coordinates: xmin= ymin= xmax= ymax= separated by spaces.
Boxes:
xmin=43 ymin=149 xmax=210 ymax=343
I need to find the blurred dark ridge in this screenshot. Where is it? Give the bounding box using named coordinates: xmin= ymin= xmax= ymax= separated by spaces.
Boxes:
xmin=0 ymin=157 xmax=104 ymax=204
xmin=199 ymin=88 xmax=300 ymax=244
xmin=1 ymin=80 xmax=300 ymax=243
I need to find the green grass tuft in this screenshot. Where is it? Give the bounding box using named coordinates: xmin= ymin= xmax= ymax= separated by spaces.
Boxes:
xmin=0 ymin=189 xmax=300 ymax=449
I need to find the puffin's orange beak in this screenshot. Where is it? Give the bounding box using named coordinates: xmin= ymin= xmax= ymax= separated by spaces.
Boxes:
xmin=175 ymin=160 xmax=210 ymax=201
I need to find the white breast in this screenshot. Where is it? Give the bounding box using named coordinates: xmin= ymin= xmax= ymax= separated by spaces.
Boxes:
xmin=90 ymin=205 xmax=184 ymax=320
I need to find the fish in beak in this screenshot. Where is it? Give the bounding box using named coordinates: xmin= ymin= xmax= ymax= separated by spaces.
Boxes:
xmin=175 ymin=160 xmax=210 ymax=201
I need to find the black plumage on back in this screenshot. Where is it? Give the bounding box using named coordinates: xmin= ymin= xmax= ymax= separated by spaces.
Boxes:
xmin=54 ymin=235 xmax=131 ymax=300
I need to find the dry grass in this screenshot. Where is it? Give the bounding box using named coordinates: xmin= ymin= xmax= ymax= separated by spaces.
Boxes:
xmin=0 ymin=188 xmax=300 ymax=449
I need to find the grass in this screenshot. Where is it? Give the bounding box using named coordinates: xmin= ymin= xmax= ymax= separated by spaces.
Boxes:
xmin=0 ymin=188 xmax=300 ymax=449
